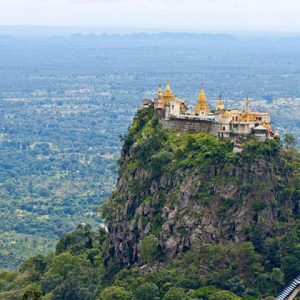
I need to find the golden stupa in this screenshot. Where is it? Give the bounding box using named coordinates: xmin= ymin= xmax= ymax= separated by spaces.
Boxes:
xmin=162 ymin=82 xmax=175 ymax=102
xmin=157 ymin=84 xmax=163 ymax=100
xmin=216 ymin=94 xmax=225 ymax=110
xmin=195 ymin=86 xmax=210 ymax=115
xmin=238 ymin=97 xmax=256 ymax=122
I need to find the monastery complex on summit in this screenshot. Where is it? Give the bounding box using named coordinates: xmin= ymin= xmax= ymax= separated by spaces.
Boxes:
xmin=142 ymin=83 xmax=276 ymax=140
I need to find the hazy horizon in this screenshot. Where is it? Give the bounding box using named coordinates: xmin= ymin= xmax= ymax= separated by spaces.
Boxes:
xmin=1 ymin=25 xmax=300 ymax=39
xmin=1 ymin=0 xmax=300 ymax=34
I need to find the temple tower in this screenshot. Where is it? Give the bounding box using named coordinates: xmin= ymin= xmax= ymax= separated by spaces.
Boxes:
xmin=162 ymin=82 xmax=175 ymax=102
xmin=216 ymin=94 xmax=225 ymax=110
xmin=157 ymin=84 xmax=163 ymax=100
xmin=194 ymin=86 xmax=210 ymax=115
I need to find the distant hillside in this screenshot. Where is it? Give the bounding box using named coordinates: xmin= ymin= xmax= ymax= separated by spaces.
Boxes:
xmin=1 ymin=107 xmax=299 ymax=300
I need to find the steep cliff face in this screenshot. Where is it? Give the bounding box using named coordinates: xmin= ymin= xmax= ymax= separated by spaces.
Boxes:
xmin=103 ymin=108 xmax=299 ymax=267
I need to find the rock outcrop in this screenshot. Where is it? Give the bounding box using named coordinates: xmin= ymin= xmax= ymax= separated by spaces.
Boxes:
xmin=104 ymin=108 xmax=299 ymax=267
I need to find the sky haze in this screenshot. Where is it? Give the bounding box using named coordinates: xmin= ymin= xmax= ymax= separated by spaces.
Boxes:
xmin=0 ymin=0 xmax=299 ymax=33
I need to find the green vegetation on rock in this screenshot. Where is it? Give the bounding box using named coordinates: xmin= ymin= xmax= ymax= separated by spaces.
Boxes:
xmin=0 ymin=108 xmax=299 ymax=300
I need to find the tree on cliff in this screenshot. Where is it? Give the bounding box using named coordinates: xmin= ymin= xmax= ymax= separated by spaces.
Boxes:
xmin=0 ymin=108 xmax=299 ymax=300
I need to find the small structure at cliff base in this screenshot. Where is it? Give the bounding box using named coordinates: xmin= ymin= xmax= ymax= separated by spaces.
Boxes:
xmin=142 ymin=82 xmax=277 ymax=140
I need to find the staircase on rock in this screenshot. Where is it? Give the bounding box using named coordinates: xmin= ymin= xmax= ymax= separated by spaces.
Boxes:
xmin=276 ymin=275 xmax=300 ymax=300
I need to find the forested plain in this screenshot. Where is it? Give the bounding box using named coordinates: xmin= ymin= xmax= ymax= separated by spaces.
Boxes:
xmin=0 ymin=32 xmax=299 ymax=269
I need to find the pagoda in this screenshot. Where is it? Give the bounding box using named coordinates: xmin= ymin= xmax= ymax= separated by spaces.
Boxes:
xmin=194 ymin=86 xmax=210 ymax=115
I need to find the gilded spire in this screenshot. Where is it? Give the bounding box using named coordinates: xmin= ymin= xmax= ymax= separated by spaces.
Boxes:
xmin=199 ymin=89 xmax=206 ymax=102
xmin=216 ymin=94 xmax=224 ymax=110
xmin=162 ymin=81 xmax=175 ymax=102
xmin=245 ymin=96 xmax=249 ymax=113
xmin=239 ymin=96 xmax=256 ymax=122
xmin=195 ymin=86 xmax=210 ymax=115
xmin=157 ymin=84 xmax=163 ymax=100
xmin=166 ymin=81 xmax=171 ymax=92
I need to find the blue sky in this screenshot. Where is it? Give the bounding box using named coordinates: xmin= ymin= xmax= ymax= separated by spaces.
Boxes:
xmin=0 ymin=0 xmax=299 ymax=32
